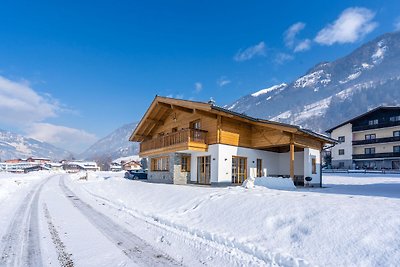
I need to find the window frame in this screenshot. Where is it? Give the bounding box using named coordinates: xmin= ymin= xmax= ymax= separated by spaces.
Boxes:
xmin=368 ymin=119 xmax=379 ymax=126
xmin=311 ymin=158 xmax=317 ymax=174
xmin=394 ymin=146 xmax=400 ymax=153
xmin=338 ymin=149 xmax=345 ymax=155
xmin=338 ymin=136 xmax=345 ymax=142
xmin=393 ymin=131 xmax=400 ymax=137
xmin=365 ymin=134 xmax=376 ymax=140
xmin=364 ymin=147 xmax=376 ymax=155
xmin=181 ymin=156 xmax=191 ymax=172
xmin=150 ymin=156 xmax=170 ymax=171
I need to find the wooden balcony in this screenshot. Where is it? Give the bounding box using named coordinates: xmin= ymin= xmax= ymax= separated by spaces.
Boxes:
xmin=139 ymin=128 xmax=208 ymax=157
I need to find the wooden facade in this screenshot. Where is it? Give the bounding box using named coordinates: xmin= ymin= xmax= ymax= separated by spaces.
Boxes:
xmin=130 ymin=96 xmax=335 ymax=180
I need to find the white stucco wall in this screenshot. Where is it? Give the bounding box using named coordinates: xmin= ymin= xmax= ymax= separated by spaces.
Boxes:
xmin=331 ymin=123 xmax=353 ymax=161
xmin=303 ymin=148 xmax=321 ymax=185
xmin=188 ymin=144 xmax=320 ymax=184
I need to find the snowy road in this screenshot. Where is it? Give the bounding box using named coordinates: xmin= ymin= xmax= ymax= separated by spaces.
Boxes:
xmin=0 ymin=173 xmax=268 ymax=267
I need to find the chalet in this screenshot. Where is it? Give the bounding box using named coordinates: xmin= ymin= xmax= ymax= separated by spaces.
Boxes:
xmin=130 ymin=96 xmax=336 ymax=186
xmin=122 ymin=160 xmax=142 ymax=171
xmin=326 ymin=106 xmax=400 ymax=170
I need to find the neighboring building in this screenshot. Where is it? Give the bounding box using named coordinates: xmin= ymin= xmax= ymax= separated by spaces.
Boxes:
xmin=326 ymin=106 xmax=400 ymax=170
xmin=129 ymin=96 xmax=335 ymax=186
xmin=110 ymin=162 xmax=122 ymax=172
xmin=122 ymin=160 xmax=141 ymax=171
xmin=26 ymin=157 xmax=51 ymax=164
xmin=63 ymin=161 xmax=99 ymax=172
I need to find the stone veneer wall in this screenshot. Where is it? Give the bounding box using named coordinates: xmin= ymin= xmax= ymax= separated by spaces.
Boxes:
xmin=147 ymin=153 xmax=190 ymax=184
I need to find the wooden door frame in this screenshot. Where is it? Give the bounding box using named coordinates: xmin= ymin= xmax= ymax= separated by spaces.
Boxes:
xmin=232 ymin=156 xmax=247 ymax=184
xmin=197 ymin=156 xmax=211 ymax=184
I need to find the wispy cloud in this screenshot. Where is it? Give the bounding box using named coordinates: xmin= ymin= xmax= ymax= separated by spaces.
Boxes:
xmin=234 ymin=41 xmax=266 ymax=62
xmin=194 ymin=82 xmax=203 ymax=93
xmin=0 ymin=75 xmax=59 ymax=126
xmin=216 ymin=76 xmax=231 ymax=87
xmin=294 ymin=39 xmax=311 ymax=52
xmin=274 ymin=53 xmax=294 ymax=65
xmin=27 ymin=123 xmax=97 ymax=154
xmin=315 ymin=7 xmax=377 ymax=45
xmin=0 ymin=75 xmax=97 ymax=153
xmin=395 ymin=17 xmax=400 ymax=31
xmin=284 ymin=22 xmax=306 ymax=48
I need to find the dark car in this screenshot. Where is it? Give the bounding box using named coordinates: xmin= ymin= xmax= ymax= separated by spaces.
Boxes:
xmin=124 ymin=169 xmax=148 ymax=180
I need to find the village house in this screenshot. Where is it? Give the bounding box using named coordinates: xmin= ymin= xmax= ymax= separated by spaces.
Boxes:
xmin=129 ymin=96 xmax=336 ymax=186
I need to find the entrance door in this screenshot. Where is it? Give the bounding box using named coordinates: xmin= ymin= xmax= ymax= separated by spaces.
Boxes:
xmin=197 ymin=156 xmax=211 ymax=184
xmin=232 ymin=156 xmax=247 ymax=184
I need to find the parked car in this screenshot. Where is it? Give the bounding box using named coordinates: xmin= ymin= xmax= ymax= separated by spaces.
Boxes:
xmin=124 ymin=169 xmax=148 ymax=180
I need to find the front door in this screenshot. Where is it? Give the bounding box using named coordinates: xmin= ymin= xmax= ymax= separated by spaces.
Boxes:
xmin=256 ymin=158 xmax=262 ymax=177
xmin=197 ymin=156 xmax=211 ymax=184
xmin=232 ymin=156 xmax=247 ymax=184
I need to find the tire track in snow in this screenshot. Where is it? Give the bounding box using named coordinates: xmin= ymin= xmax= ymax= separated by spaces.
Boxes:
xmin=59 ymin=176 xmax=182 ymax=266
xmin=0 ymin=176 xmax=53 ymax=267
xmin=43 ymin=203 xmax=74 ymax=267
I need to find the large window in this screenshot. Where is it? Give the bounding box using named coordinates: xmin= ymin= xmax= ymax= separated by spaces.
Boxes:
xmin=394 ymin=146 xmax=400 ymax=153
xmin=338 ymin=149 xmax=345 ymax=155
xmin=394 ymin=131 xmax=400 ymax=137
xmin=390 ymin=116 xmax=400 ymax=122
xmin=256 ymin=159 xmax=262 ymax=177
xmin=368 ymin=119 xmax=378 ymax=125
xmin=365 ymin=148 xmax=375 ymax=154
xmin=311 ymin=158 xmax=317 ymax=174
xmin=338 ymin=136 xmax=345 ymax=142
xmin=365 ymin=134 xmax=376 ymax=140
xmin=151 ymin=157 xmax=169 ymax=171
xmin=181 ymin=156 xmax=191 ymax=172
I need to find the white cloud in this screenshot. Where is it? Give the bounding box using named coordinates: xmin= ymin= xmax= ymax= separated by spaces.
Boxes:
xmin=234 ymin=41 xmax=266 ymax=62
xmin=394 ymin=17 xmax=400 ymax=31
xmin=194 ymin=82 xmax=203 ymax=93
xmin=0 ymin=75 xmax=59 ymax=126
xmin=27 ymin=123 xmax=97 ymax=154
xmin=294 ymin=39 xmax=312 ymax=52
xmin=284 ymin=22 xmax=306 ymax=48
xmin=315 ymin=7 xmax=377 ymax=45
xmin=217 ymin=76 xmax=231 ymax=87
xmin=274 ymin=53 xmax=294 ymax=65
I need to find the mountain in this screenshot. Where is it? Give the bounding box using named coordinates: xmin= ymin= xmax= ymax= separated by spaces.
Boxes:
xmin=0 ymin=129 xmax=72 ymax=161
xmin=227 ymin=31 xmax=400 ymax=133
xmin=79 ymin=122 xmax=139 ymax=160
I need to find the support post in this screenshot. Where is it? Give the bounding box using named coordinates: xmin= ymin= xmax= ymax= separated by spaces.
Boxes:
xmin=290 ymin=136 xmax=295 ymax=183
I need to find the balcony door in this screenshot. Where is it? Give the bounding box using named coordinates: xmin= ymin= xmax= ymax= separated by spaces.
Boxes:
xmin=232 ymin=156 xmax=247 ymax=184
xmin=197 ymin=156 xmax=211 ymax=184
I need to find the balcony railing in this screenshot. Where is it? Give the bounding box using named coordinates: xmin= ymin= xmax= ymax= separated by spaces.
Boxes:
xmin=352 ymin=136 xmax=400 ymax=145
xmin=353 ymin=121 xmax=400 ymax=131
xmin=140 ymin=128 xmax=207 ymax=153
xmin=353 ymin=152 xmax=400 ymax=159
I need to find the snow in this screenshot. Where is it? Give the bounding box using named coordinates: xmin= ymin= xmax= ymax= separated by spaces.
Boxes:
xmin=339 ymin=71 xmax=362 ymax=84
xmin=251 ymin=83 xmax=287 ymax=97
xmin=372 ymin=40 xmax=388 ymax=64
xmin=243 ymin=176 xmax=296 ymax=190
xmin=1 ymin=171 xmax=400 ymax=266
xmin=294 ymin=70 xmax=331 ymax=88
xmin=112 ymin=155 xmax=140 ymax=163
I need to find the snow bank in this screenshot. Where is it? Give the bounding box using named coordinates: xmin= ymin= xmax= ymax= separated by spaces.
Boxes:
xmin=66 ymin=172 xmax=400 ymax=267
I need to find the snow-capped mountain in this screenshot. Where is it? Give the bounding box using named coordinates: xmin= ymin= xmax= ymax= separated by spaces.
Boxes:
xmin=79 ymin=122 xmax=139 ymax=160
xmin=227 ymin=31 xmax=400 ymax=133
xmin=0 ymin=129 xmax=72 ymax=161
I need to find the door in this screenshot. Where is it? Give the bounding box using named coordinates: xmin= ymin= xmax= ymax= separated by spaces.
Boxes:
xmin=232 ymin=156 xmax=247 ymax=184
xmin=197 ymin=156 xmax=211 ymax=184
xmin=256 ymin=158 xmax=262 ymax=177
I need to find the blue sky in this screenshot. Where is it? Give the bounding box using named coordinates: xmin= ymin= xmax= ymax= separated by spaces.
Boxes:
xmin=0 ymin=0 xmax=399 ymax=153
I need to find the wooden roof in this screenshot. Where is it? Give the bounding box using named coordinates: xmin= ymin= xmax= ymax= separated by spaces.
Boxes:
xmin=130 ymin=96 xmax=336 ymax=145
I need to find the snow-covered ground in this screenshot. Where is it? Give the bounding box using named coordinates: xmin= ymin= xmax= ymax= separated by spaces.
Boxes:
xmin=0 ymin=171 xmax=399 ymax=266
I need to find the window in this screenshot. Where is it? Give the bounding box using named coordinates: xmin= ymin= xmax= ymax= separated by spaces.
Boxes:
xmin=338 ymin=136 xmax=345 ymax=142
xmin=390 ymin=116 xmax=400 ymax=122
xmin=151 ymin=157 xmax=169 ymax=171
xmin=338 ymin=162 xmax=345 ymax=169
xmin=190 ymin=120 xmax=201 ymax=129
xmin=368 ymin=119 xmax=378 ymax=125
xmin=394 ymin=131 xmax=400 ymax=137
xmin=256 ymin=159 xmax=262 ymax=177
xmin=172 ymin=127 xmax=178 ymax=132
xmin=394 ymin=146 xmax=400 ymax=153
xmin=365 ymin=134 xmax=376 ymax=140
xmin=181 ymin=156 xmax=191 ymax=172
xmin=365 ymin=148 xmax=375 ymax=154
xmin=311 ymin=158 xmax=317 ymax=174
xmin=338 ymin=149 xmax=345 ymax=155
